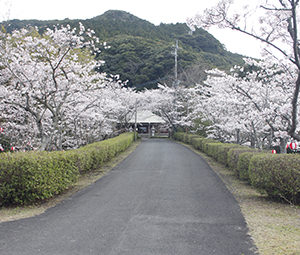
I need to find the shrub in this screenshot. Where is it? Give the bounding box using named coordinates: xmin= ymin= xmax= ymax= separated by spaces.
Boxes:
xmin=191 ymin=137 xmax=206 ymax=150
xmin=73 ymin=132 xmax=134 ymax=173
xmin=237 ymin=151 xmax=261 ymax=181
xmin=173 ymin=132 xmax=185 ymax=142
xmin=201 ymin=139 xmax=220 ymax=154
xmin=0 ymin=132 xmax=134 ymax=206
xmin=249 ymin=154 xmax=300 ymax=204
xmin=174 ymin=133 xmax=300 ymax=205
xmin=187 ymin=134 xmax=201 ymax=145
xmin=215 ymin=144 xmax=242 ymax=166
xmin=0 ymin=151 xmax=78 ymax=205
xmin=228 ymin=148 xmax=257 ymax=173
xmin=206 ymin=142 xmax=224 ymax=158
xmin=174 ymin=133 xmax=202 ymax=145
xmin=183 ymin=134 xmax=190 ymax=144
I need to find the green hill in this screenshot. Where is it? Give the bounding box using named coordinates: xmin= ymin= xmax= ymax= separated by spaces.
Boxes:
xmin=1 ymin=10 xmax=245 ymax=89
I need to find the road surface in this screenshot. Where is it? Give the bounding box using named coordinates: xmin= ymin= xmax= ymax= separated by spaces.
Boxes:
xmin=0 ymin=139 xmax=257 ymax=254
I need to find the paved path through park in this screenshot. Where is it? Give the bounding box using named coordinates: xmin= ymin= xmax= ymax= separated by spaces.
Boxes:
xmin=0 ymin=139 xmax=257 ymax=255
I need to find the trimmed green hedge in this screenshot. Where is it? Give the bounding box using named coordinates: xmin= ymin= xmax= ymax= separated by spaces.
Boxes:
xmin=249 ymin=154 xmax=300 ymax=204
xmin=173 ymin=132 xmax=185 ymax=142
xmin=191 ymin=137 xmax=206 ymax=150
xmin=174 ymin=132 xmax=300 ymax=205
xmin=237 ymin=152 xmax=262 ymax=181
xmin=200 ymin=139 xmax=219 ymax=154
xmin=0 ymin=132 xmax=134 ymax=205
xmin=206 ymin=142 xmax=224 ymax=158
xmin=215 ymin=144 xmax=242 ymax=166
xmin=228 ymin=148 xmax=257 ymax=175
xmin=0 ymin=151 xmax=78 ymax=205
xmin=71 ymin=132 xmax=134 ymax=173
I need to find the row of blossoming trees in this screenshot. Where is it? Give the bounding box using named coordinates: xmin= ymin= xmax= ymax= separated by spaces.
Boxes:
xmin=0 ymin=24 xmax=135 ymax=151
xmin=186 ymin=0 xmax=300 ymax=153
xmin=1 ymin=0 xmax=300 ymax=153
xmin=0 ymin=23 xmax=200 ymax=151
xmin=199 ymin=58 xmax=299 ymax=152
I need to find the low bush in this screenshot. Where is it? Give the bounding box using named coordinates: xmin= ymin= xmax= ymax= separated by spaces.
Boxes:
xmin=175 ymin=132 xmax=300 ymax=205
xmin=173 ymin=132 xmax=185 ymax=142
xmin=228 ymin=148 xmax=257 ymax=173
xmin=215 ymin=144 xmax=242 ymax=166
xmin=0 ymin=132 xmax=134 ymax=206
xmin=183 ymin=134 xmax=190 ymax=144
xmin=249 ymin=154 xmax=300 ymax=204
xmin=237 ymin=152 xmax=261 ymax=181
xmin=0 ymin=151 xmax=78 ymax=205
xmin=187 ymin=135 xmax=200 ymax=145
xmin=69 ymin=132 xmax=134 ymax=174
xmin=191 ymin=137 xmax=206 ymax=150
xmin=206 ymin=142 xmax=224 ymax=158
xmin=174 ymin=133 xmax=205 ymax=147
xmin=201 ymin=139 xmax=220 ymax=154
xmin=174 ymin=133 xmax=199 ymax=145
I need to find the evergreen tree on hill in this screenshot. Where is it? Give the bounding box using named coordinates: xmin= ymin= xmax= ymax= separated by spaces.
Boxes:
xmin=1 ymin=10 xmax=245 ymax=89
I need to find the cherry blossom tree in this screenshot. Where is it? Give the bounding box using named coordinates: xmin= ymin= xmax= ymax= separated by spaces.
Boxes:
xmin=0 ymin=24 xmax=134 ymax=150
xmin=201 ymin=57 xmax=298 ymax=151
xmin=187 ymin=0 xmax=300 ymax=142
xmin=140 ymin=84 xmax=205 ymax=134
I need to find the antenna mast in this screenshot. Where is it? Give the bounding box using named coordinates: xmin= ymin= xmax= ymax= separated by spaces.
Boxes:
xmin=171 ymin=40 xmax=182 ymax=135
xmin=171 ymin=40 xmax=181 ymax=88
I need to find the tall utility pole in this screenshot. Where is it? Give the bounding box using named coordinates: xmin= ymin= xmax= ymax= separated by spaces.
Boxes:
xmin=134 ymin=99 xmax=137 ymax=142
xmin=171 ymin=40 xmax=181 ymax=88
xmin=171 ymin=40 xmax=182 ymax=135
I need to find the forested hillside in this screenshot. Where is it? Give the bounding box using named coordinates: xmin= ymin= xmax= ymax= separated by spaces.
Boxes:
xmin=1 ymin=10 xmax=245 ymax=89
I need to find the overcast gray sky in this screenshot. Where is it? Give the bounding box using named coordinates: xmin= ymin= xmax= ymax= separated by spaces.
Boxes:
xmin=0 ymin=0 xmax=264 ymax=58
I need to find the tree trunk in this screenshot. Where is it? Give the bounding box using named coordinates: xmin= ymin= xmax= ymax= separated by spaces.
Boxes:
xmin=288 ymin=72 xmax=300 ymax=141
xmin=236 ymin=129 xmax=240 ymax=144
xmin=36 ymin=119 xmax=49 ymax=151
xmin=250 ymin=134 xmax=255 ymax=148
xmin=280 ymin=137 xmax=288 ymax=154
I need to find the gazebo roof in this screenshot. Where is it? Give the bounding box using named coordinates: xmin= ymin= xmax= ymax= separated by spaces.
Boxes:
xmin=129 ymin=110 xmax=165 ymax=124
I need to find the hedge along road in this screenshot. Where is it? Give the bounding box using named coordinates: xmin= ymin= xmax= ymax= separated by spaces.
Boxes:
xmin=0 ymin=139 xmax=257 ymax=255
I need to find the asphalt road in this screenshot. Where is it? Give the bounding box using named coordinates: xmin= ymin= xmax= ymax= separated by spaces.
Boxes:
xmin=0 ymin=139 xmax=257 ymax=255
